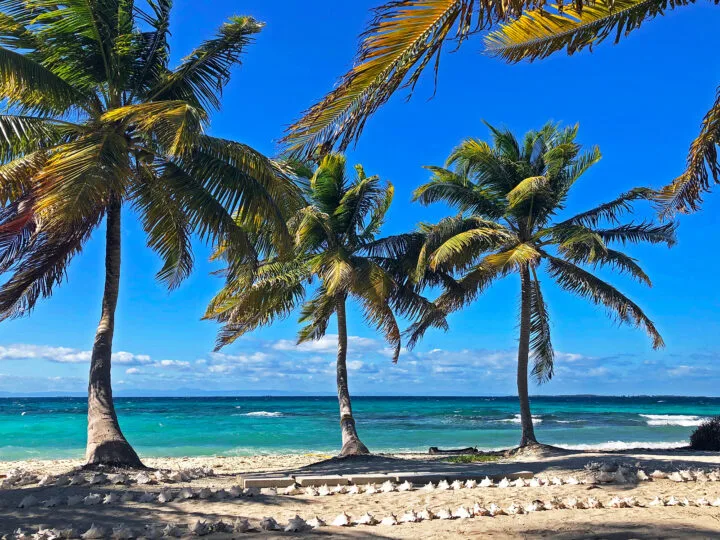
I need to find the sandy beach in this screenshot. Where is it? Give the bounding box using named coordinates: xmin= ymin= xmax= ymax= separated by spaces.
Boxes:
xmin=2 ymin=449 xmax=720 ymax=538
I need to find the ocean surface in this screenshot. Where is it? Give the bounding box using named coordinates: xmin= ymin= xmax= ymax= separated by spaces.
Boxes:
xmin=1 ymin=396 xmax=718 ymax=461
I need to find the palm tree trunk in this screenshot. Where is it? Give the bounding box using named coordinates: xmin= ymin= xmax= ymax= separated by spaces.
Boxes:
xmin=517 ymin=265 xmax=538 ymax=447
xmin=336 ymin=296 xmax=370 ymax=457
xmin=85 ymin=200 xmax=143 ymax=468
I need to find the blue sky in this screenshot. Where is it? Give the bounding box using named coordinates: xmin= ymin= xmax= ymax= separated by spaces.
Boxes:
xmin=1 ymin=1 xmax=719 ymax=396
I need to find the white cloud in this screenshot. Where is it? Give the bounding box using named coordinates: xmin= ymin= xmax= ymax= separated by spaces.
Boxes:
xmin=125 ymin=368 xmax=141 ymax=375
xmin=155 ymin=359 xmax=191 ymax=369
xmin=0 ymin=344 xmax=155 ymax=365
xmin=272 ymin=335 xmax=378 ymax=354
xmin=113 ymin=351 xmax=152 ymax=365
xmin=208 ymin=364 xmax=234 ymax=373
xmin=347 ymin=360 xmax=364 ymax=371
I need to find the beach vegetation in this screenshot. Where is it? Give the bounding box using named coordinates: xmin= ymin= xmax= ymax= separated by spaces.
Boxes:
xmin=690 ymin=416 xmax=720 ymax=451
xmin=0 ymin=1 xmax=299 ymax=466
xmin=406 ymin=122 xmax=676 ymax=447
xmin=444 ymin=454 xmax=500 ymax=464
xmin=206 ymin=153 xmax=435 ymax=456
xmin=282 ymin=0 xmax=719 ymax=216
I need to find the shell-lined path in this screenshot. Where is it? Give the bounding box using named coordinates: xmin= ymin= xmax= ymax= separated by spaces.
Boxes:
xmin=2 ymin=452 xmax=720 ymax=538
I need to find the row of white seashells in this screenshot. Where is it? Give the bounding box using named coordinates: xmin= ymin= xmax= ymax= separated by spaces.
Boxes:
xmin=9 ymin=495 xmax=720 ymax=539
xmin=1 ymin=468 xmax=215 ymax=491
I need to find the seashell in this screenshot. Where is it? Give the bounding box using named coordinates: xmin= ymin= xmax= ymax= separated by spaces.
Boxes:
xmin=35 ymin=528 xmax=57 ymax=539
xmin=212 ymin=520 xmax=232 ymax=533
xmin=331 ymin=512 xmax=351 ymax=527
xmin=488 ymin=503 xmax=506 ymax=516
xmin=190 ymin=520 xmax=209 ymax=536
xmin=436 ymin=508 xmax=453 ymax=520
xmin=317 ymin=485 xmax=332 ymax=497
xmin=13 ymin=528 xmax=32 ymax=540
xmin=281 ymin=484 xmax=298 ymax=495
xmin=513 ymin=478 xmax=526 ymax=488
xmin=259 ymin=487 xmax=277 ymax=496
xmin=473 ymin=503 xmax=491 ymax=516
xmin=157 ymin=489 xmax=173 ymax=503
xmin=37 ymin=475 xmax=53 ymax=487
xmin=304 ymin=486 xmax=318 ymax=496
xmin=56 ymin=529 xmax=76 ymax=540
xmin=162 ymin=524 xmax=183 ymax=537
xmin=54 ymin=475 xmax=71 ymax=487
xmin=134 ymin=472 xmax=153 ymax=485
xmin=108 ymin=473 xmax=129 ymax=485
xmin=347 ymin=484 xmax=360 ymax=495
xmin=607 ymin=496 xmax=624 ymax=508
xmin=306 ymin=516 xmax=326 ymax=528
xmin=229 ymin=485 xmax=243 ymax=497
xmin=83 ymin=493 xmax=102 ymax=506
xmin=668 ymin=472 xmax=684 ymax=483
xmin=418 ymin=507 xmax=437 ymax=520
xmin=380 ymin=514 xmax=398 ymax=526
xmin=399 ymin=480 xmax=414 ymax=491
xmin=464 ymin=479 xmax=477 ymax=489
xmin=332 ymin=484 xmax=347 ymax=494
xmin=506 ymin=503 xmax=524 ymax=515
xmin=88 ymin=473 xmax=107 ymax=485
xmin=586 ymin=497 xmax=602 ymax=509
xmin=649 ymin=496 xmax=665 ymax=506
xmin=381 ymin=480 xmax=396 ymax=493
xmin=636 ymin=470 xmax=650 ymax=481
xmin=524 ymin=501 xmax=542 ymax=513
xmin=244 ymin=487 xmax=260 ymax=497
xmin=355 ymin=512 xmax=378 ymax=525
xmin=711 ymin=498 xmax=720 ymax=507
xmin=18 ymin=495 xmax=38 ymax=508
xmin=666 ymin=496 xmax=680 ymax=506
xmin=696 ymin=497 xmax=710 ymax=506
xmin=708 ymin=471 xmax=720 ymax=482
xmin=232 ymin=518 xmax=252 ymax=533
xmin=167 ymin=471 xmax=183 ymax=483
xmin=596 ymin=472 xmax=614 ymax=483
xmin=551 ymin=476 xmax=563 ymax=486
xmin=103 ymin=493 xmax=120 ymax=505
xmin=479 ymin=476 xmax=494 ymax=488
xmin=285 ymin=516 xmax=308 ymax=532
xmin=67 ymin=495 xmax=84 ymax=506
xmin=400 ymin=510 xmax=419 ymax=523
xmin=81 ymin=524 xmax=107 ymax=540
xmin=451 ymin=479 xmax=463 ymax=490
xmin=498 ymin=477 xmax=510 ymax=488
xmin=153 ymin=471 xmax=169 ymax=483
xmin=42 ymin=497 xmax=63 ymax=508
xmin=680 ymin=470 xmax=694 ymax=481
xmin=437 ymin=480 xmax=450 ymax=490
xmin=422 ymin=482 xmax=435 ymax=491
xmin=680 ymin=498 xmax=692 ymax=507
xmin=69 ymin=474 xmax=86 ymax=486
xmin=650 ymin=470 xmax=667 ymax=479
xmin=138 ymin=492 xmax=156 ymax=503
xmin=563 ymin=497 xmax=579 ymax=509
xmin=566 ymin=476 xmax=580 ymax=485
xmin=364 ymin=483 xmax=377 ymax=495
xmin=178 ymin=487 xmax=194 ymax=500
xmin=695 ymin=471 xmax=709 ymax=482
xmin=528 ymin=478 xmax=541 ymax=488
xmin=198 ymin=487 xmax=212 ymax=499
xmin=110 ymin=524 xmax=133 ymax=539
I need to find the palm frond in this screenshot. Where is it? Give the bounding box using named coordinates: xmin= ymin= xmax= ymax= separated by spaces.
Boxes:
xmin=297 ymin=286 xmax=336 ymax=344
xmin=150 ymin=16 xmax=262 ymax=113
xmin=281 ymin=0 xmax=477 ymax=157
xmin=529 ymin=276 xmax=553 ymax=383
xmin=506 ymin=174 xmax=548 ymax=207
xmin=659 ymin=86 xmax=720 ymax=215
xmin=485 ymin=242 xmax=540 ymax=272
xmin=413 ymin=165 xmax=506 ymax=216
xmin=545 ymin=254 xmax=664 ymax=348
xmin=557 ymin=187 xmax=655 ymax=228
xmin=485 ymin=0 xmax=691 ymax=63
xmin=595 ymin=221 xmax=676 ymax=246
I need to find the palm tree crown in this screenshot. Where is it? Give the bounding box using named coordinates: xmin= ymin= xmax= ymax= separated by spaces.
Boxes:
xmin=408 ymin=123 xmax=676 ymax=445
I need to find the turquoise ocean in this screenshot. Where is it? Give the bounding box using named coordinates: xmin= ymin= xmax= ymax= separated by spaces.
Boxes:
xmin=1 ymin=396 xmax=718 ymax=461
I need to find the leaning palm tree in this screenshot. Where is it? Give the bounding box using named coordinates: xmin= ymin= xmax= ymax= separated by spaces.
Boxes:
xmin=0 ymin=1 xmax=299 ymax=466
xmin=407 ymin=122 xmax=676 ymax=447
xmin=282 ymin=0 xmax=718 ymax=215
xmin=206 ymin=153 xmax=432 ymax=456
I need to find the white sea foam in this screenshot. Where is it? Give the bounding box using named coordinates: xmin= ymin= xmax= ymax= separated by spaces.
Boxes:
xmin=500 ymin=414 xmax=543 ymax=424
xmin=556 ymin=440 xmax=687 ymax=451
xmin=640 ymin=414 xmax=707 ymax=427
xmin=243 ymin=411 xmax=283 ymax=417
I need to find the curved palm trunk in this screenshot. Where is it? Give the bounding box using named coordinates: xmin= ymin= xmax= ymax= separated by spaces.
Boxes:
xmin=517 ymin=265 xmax=538 ymax=447
xmin=336 ymin=297 xmax=370 ymax=457
xmin=85 ymin=201 xmax=144 ymax=468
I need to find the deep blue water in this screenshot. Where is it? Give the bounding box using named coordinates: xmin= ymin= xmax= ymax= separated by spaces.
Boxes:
xmin=1 ymin=396 xmax=718 ymax=460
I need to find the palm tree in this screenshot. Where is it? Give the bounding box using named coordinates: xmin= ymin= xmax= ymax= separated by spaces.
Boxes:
xmin=206 ymin=153 xmax=432 ymax=456
xmin=281 ymin=0 xmax=718 ymax=214
xmin=406 ymin=122 xmax=676 ymax=447
xmin=0 ymin=2 xmax=299 ymax=467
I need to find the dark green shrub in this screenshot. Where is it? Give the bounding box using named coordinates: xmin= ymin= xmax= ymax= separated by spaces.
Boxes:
xmin=690 ymin=416 xmax=720 ymax=451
